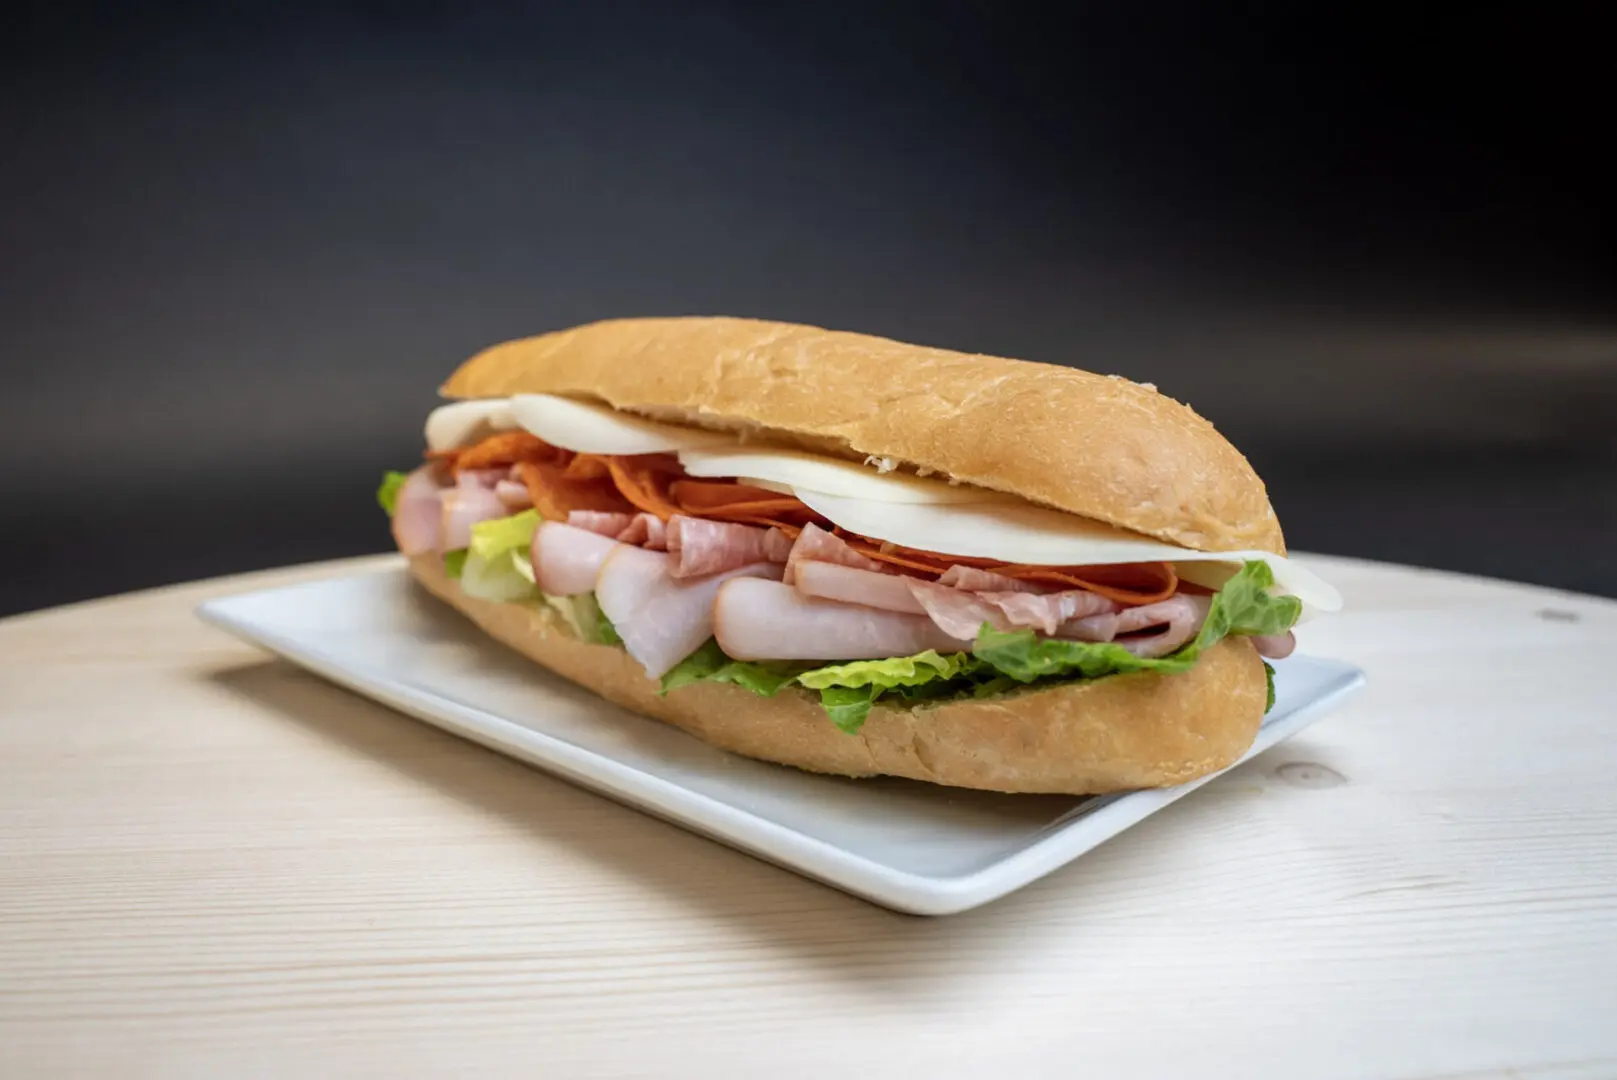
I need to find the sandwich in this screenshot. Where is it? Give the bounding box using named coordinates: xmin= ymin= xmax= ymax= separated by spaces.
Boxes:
xmin=376 ymin=317 xmax=1340 ymax=794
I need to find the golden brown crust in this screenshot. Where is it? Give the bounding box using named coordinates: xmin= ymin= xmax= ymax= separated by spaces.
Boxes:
xmin=440 ymin=317 xmax=1284 ymax=554
xmin=408 ymin=555 xmax=1268 ymax=795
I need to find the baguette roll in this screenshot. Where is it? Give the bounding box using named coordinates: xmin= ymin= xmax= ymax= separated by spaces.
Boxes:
xmin=392 ymin=316 xmax=1302 ymax=794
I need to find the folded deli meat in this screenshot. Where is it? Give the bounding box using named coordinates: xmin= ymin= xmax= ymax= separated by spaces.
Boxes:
xmin=377 ymin=317 xmax=1341 ymax=794
xmin=391 ymin=449 xmax=1295 ymax=677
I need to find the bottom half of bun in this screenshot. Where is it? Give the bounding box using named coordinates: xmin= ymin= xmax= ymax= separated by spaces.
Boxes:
xmin=407 ymin=555 xmax=1268 ymax=794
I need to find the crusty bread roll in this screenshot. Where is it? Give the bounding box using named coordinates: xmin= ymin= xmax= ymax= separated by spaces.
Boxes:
xmin=410 ymin=555 xmax=1268 ymax=795
xmin=441 ymin=316 xmax=1284 ymax=554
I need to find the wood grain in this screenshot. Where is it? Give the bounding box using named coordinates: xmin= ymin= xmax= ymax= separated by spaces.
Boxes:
xmin=1 ymin=554 xmax=1614 ymax=1079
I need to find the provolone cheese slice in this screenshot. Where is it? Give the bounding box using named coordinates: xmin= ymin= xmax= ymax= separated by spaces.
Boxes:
xmin=430 ymin=395 xmax=1341 ymax=613
xmin=509 ymin=394 xmax=730 ymax=454
xmin=424 ymin=399 xmax=518 ymax=451
xmin=794 ymin=490 xmax=1343 ymax=613
xmin=678 ymin=449 xmax=1018 ymax=505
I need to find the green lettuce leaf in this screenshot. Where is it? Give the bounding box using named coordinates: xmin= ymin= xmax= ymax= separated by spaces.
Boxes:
xmin=568 ymin=594 xmax=622 ymax=646
xmin=796 ymin=650 xmax=977 ymax=691
xmin=469 ymin=510 xmax=541 ymax=562
xmin=798 ymin=651 xmax=987 ymax=732
xmin=720 ymin=663 xmax=804 ymax=697
xmin=377 ymin=470 xmax=410 ymax=516
xmin=970 ymin=675 xmax=1022 ymax=699
xmin=459 ymin=549 xmax=537 ymax=602
xmin=818 ymin=686 xmax=881 ymax=734
xmin=443 ymin=549 xmax=468 ymax=578
xmin=454 ymin=511 xmax=545 ymax=602
xmin=1264 ymin=661 xmax=1277 ymax=712
xmin=659 ymin=644 xmax=986 ymax=733
xmin=450 ymin=513 xmax=622 ymax=643
xmin=532 ymin=591 xmax=621 ymax=644
xmin=1193 ymin=560 xmax=1303 ymax=645
xmin=660 ymin=640 xmax=804 ymax=697
xmin=660 ymin=640 xmax=725 ymax=693
xmin=972 ymin=631 xmax=1197 ymax=682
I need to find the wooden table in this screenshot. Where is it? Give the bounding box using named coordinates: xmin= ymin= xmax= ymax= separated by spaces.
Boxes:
xmin=2 ymin=554 xmax=1613 ymax=1078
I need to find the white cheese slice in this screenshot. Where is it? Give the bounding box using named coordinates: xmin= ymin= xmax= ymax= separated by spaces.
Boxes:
xmin=429 ymin=396 xmax=1340 ymax=613
xmin=508 ymin=394 xmax=730 ymax=454
xmin=678 ymin=449 xmax=1018 ymax=505
xmin=793 ymin=490 xmax=1343 ymax=613
xmin=424 ymin=399 xmax=518 ymax=451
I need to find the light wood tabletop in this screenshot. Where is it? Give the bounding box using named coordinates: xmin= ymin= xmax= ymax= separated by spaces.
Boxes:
xmin=1 ymin=553 xmax=1613 ymax=1078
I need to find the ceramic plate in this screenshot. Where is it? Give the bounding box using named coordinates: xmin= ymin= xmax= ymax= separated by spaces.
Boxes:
xmin=198 ymin=567 xmax=1365 ymax=915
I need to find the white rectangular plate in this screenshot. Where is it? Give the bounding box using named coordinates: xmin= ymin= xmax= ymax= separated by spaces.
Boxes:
xmin=199 ymin=568 xmax=1365 ymax=915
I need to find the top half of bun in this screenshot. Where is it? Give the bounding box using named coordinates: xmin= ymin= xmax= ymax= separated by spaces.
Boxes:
xmin=439 ymin=317 xmax=1284 ymax=554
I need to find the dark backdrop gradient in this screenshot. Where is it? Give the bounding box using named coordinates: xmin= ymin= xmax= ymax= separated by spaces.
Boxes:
xmin=3 ymin=3 xmax=1613 ymax=615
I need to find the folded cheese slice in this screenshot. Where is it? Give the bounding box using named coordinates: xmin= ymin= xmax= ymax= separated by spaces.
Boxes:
xmin=792 ymin=491 xmax=1340 ymax=613
xmin=427 ymin=394 xmax=1341 ymax=614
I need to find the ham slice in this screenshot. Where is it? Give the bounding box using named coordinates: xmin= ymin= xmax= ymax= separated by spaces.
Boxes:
xmin=458 ymin=467 xmax=509 ymax=488
xmin=1113 ymin=595 xmax=1211 ymax=658
xmin=766 ymin=530 xmax=794 ymax=561
xmin=495 ymin=479 xmax=533 ymax=510
xmin=1056 ymin=612 xmax=1120 ymax=642
xmin=440 ymin=472 xmax=507 ymax=551
xmin=1114 ymin=594 xmax=1207 ymax=634
xmin=784 ymin=522 xmax=883 ymax=584
xmin=781 ymin=523 xmax=1128 ymax=641
xmin=531 ymin=522 xmax=623 ymax=596
xmin=617 ymin=513 xmax=669 ymax=550
xmin=714 ymin=579 xmax=973 ymax=661
xmin=595 ymin=546 xmax=783 ymax=679
xmin=904 ymin=579 xmax=1011 ymax=640
xmin=568 ymin=510 xmax=635 ymax=537
xmin=665 ymin=516 xmax=793 ymax=578
xmin=391 ymin=466 xmax=445 ymax=555
xmin=1054 ymin=595 xmax=1211 ymax=657
xmin=936 ymin=565 xmax=1037 ymax=592
xmin=977 ymin=589 xmax=1118 ymax=635
xmin=792 ymin=561 xmax=926 ymax=614
xmin=1250 ymin=631 xmax=1296 ymax=659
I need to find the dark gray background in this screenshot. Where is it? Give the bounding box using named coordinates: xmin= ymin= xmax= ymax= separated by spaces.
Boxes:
xmin=4 ymin=3 xmax=1613 ymax=616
